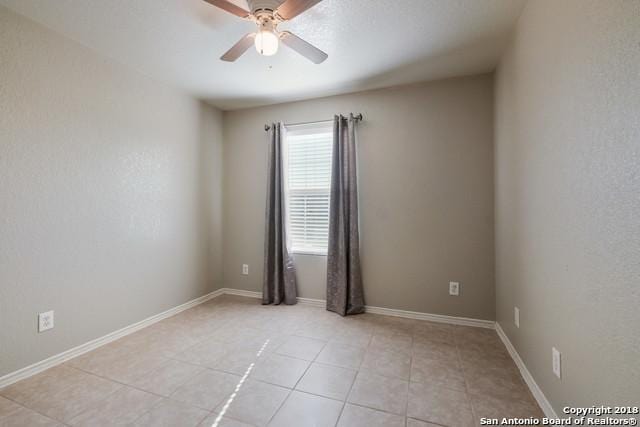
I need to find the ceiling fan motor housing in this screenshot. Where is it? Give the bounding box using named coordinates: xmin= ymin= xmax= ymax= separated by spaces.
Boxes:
xmin=247 ymin=0 xmax=282 ymax=14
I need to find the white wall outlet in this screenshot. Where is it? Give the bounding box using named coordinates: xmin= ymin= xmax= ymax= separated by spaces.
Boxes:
xmin=449 ymin=281 xmax=460 ymax=296
xmin=242 ymin=264 xmax=249 ymax=275
xmin=514 ymin=307 xmax=520 ymax=328
xmin=552 ymin=347 xmax=562 ymax=379
xmin=38 ymin=311 xmax=54 ymax=332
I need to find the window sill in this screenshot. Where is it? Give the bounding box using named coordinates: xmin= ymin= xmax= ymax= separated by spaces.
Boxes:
xmin=292 ymin=250 xmax=327 ymax=257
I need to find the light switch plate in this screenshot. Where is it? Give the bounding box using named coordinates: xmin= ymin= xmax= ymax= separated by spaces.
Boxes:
xmin=514 ymin=307 xmax=520 ymax=328
xmin=38 ymin=311 xmax=54 ymax=332
xmin=242 ymin=264 xmax=249 ymax=275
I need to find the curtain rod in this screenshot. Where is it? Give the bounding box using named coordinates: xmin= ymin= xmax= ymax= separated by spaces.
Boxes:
xmin=264 ymin=113 xmax=363 ymax=131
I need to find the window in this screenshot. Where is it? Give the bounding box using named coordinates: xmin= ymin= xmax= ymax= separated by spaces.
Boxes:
xmin=285 ymin=122 xmax=333 ymax=255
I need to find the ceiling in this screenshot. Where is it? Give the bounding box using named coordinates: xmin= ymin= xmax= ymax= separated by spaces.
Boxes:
xmin=0 ymin=0 xmax=526 ymax=110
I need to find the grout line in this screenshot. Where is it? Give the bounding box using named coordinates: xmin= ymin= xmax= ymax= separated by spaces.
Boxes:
xmin=453 ymin=336 xmax=479 ymax=425
xmin=336 ymin=359 xmax=360 ymax=426
xmin=405 ymin=337 xmax=413 ymax=418
xmin=262 ymin=382 xmax=293 ymax=426
xmin=342 ymin=401 xmax=407 ymax=419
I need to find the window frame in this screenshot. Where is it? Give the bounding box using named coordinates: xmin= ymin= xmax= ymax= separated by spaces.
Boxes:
xmin=283 ymin=121 xmax=334 ymax=256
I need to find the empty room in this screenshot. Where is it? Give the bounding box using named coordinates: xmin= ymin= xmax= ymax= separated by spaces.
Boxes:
xmin=0 ymin=0 xmax=638 ymax=426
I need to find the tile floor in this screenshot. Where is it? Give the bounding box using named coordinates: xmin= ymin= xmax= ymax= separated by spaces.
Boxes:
xmin=0 ymin=295 xmax=543 ymax=427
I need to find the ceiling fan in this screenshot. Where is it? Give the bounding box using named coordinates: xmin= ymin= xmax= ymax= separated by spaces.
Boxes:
xmin=203 ymin=0 xmax=328 ymax=63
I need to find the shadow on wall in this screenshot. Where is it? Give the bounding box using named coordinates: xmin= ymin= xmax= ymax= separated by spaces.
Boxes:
xmin=198 ymin=101 xmax=225 ymax=291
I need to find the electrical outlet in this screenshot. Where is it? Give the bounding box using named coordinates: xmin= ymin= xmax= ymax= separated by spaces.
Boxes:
xmin=552 ymin=347 xmax=561 ymax=379
xmin=514 ymin=307 xmax=520 ymax=328
xmin=38 ymin=311 xmax=54 ymax=332
xmin=449 ymin=281 xmax=460 ymax=296
xmin=242 ymin=264 xmax=249 ymax=275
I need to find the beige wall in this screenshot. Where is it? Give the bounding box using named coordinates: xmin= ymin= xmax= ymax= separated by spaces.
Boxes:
xmin=222 ymin=75 xmax=495 ymax=320
xmin=0 ymin=7 xmax=223 ymax=377
xmin=495 ymin=0 xmax=640 ymax=412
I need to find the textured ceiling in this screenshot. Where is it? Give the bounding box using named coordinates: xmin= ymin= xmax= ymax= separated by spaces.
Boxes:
xmin=0 ymin=0 xmax=526 ymax=109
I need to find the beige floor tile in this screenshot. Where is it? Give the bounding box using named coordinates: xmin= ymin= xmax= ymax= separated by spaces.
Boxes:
xmin=133 ymin=399 xmax=209 ymax=427
xmin=407 ymin=382 xmax=474 ymax=427
xmin=198 ymin=414 xmax=254 ymax=427
xmin=331 ymin=329 xmax=373 ymax=348
xmin=372 ymin=321 xmax=415 ymax=338
xmin=369 ymin=334 xmax=413 ymax=356
xmin=207 ymin=326 xmax=264 ymax=345
xmin=257 ymin=318 xmax=301 ymax=336
xmin=173 ymin=339 xmax=234 ymax=368
xmin=119 ymin=326 xmax=201 ymax=358
xmin=295 ymin=363 xmax=356 ymax=401
xmin=0 ymin=405 xmax=63 ymax=427
xmin=470 ymin=393 xmax=544 ymax=423
xmin=130 ymin=359 xmax=204 ymax=397
xmin=459 ymin=347 xmax=516 ymax=372
xmin=412 ymin=330 xmax=455 ymax=346
xmin=68 ymin=344 xmax=168 ymax=384
xmin=66 ymin=344 xmax=124 ymax=374
xmin=369 ymin=316 xmax=416 ymax=337
xmin=458 ymin=342 xmax=511 ymax=366
xmin=316 ymin=342 xmax=366 ymax=369
xmin=361 ymin=349 xmax=411 ymax=380
xmin=250 ymin=354 xmax=310 ymax=388
xmin=407 ymin=418 xmax=442 ymax=427
xmin=268 ymin=391 xmax=343 ymax=427
xmin=236 ymin=313 xmax=276 ymax=331
xmin=294 ymin=323 xmax=337 ymax=341
xmin=0 ymin=396 xmax=23 ymax=419
xmin=336 ymin=403 xmax=405 ymax=427
xmin=224 ymin=327 xmax=287 ymax=349
xmin=0 ymin=366 xmax=121 ymax=422
xmin=0 ymin=366 xmax=75 ymax=404
xmin=68 ymin=386 xmax=161 ymax=426
xmin=410 ymin=355 xmax=466 ymax=391
xmin=275 ymin=336 xmax=326 ymax=361
xmin=412 ymin=339 xmax=459 ymax=363
xmin=464 ymin=366 xmax=532 ymax=401
xmin=347 ymin=372 xmax=408 ymax=415
xmin=170 ymin=369 xmax=241 ymax=410
xmin=214 ymin=380 xmax=289 ymax=427
xmin=210 ymin=346 xmax=265 ymax=376
xmin=454 ymin=327 xmax=501 ymax=347
xmin=415 ymin=322 xmax=455 ymax=334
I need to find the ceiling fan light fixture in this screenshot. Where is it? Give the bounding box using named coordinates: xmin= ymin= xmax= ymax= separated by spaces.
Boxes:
xmin=254 ymin=30 xmax=279 ymax=56
xmin=211 ymin=0 xmax=328 ymax=63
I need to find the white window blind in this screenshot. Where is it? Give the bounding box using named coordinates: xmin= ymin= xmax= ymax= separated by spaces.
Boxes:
xmin=285 ymin=122 xmax=333 ymax=255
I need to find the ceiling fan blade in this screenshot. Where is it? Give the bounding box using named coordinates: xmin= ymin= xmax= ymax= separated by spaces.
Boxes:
xmin=275 ymin=0 xmax=323 ymax=20
xmin=280 ymin=31 xmax=328 ymax=64
xmin=202 ymin=0 xmax=251 ymax=18
xmin=221 ymin=33 xmax=256 ymax=62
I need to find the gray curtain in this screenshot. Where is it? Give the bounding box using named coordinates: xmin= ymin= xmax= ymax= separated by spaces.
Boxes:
xmin=326 ymin=114 xmax=365 ymax=315
xmin=263 ymin=123 xmax=297 ymax=305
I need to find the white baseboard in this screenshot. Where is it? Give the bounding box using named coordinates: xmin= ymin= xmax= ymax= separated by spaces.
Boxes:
xmin=495 ymin=322 xmax=558 ymax=418
xmin=222 ymin=288 xmax=326 ymax=309
xmin=295 ymin=297 xmax=326 ymax=308
xmin=220 ymin=288 xmax=263 ymax=300
xmin=221 ymin=288 xmax=494 ymax=328
xmin=363 ymin=305 xmax=494 ymax=328
xmin=0 ymin=289 xmax=225 ymax=389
